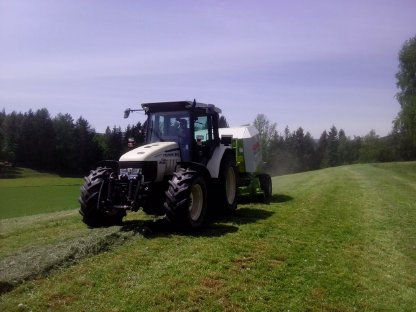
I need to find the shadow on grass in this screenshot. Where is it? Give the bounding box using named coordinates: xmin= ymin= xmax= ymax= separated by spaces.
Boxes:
xmin=212 ymin=207 xmax=275 ymax=225
xmin=120 ymin=218 xmax=239 ymax=238
xmin=271 ymin=194 xmax=294 ymax=203
xmin=0 ymin=282 xmax=14 ymax=295
xmin=237 ymin=194 xmax=294 ymax=205
xmin=121 ymin=207 xmax=275 ymax=238
xmin=0 ymin=166 xmax=23 ymax=179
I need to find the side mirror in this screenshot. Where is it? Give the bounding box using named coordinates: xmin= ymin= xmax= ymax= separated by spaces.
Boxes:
xmin=124 ymin=109 xmax=131 ymax=119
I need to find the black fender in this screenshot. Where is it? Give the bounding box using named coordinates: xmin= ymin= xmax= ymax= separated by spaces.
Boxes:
xmin=176 ymin=161 xmax=212 ymax=188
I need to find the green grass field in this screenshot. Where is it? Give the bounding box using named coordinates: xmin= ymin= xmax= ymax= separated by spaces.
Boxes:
xmin=1 ymin=163 xmax=415 ymax=311
xmin=0 ymin=168 xmax=82 ymax=219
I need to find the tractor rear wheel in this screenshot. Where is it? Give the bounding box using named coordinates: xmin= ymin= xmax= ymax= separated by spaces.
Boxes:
xmin=164 ymin=168 xmax=207 ymax=229
xmin=79 ymin=167 xmax=125 ymax=227
xmin=218 ymin=153 xmax=238 ymax=211
xmin=257 ymin=173 xmax=272 ymax=204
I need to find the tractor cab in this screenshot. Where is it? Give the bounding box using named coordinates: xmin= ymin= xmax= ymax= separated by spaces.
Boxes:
xmin=142 ymin=101 xmax=221 ymax=164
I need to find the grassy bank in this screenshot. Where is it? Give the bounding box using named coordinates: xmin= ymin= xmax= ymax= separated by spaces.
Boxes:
xmin=1 ymin=162 xmax=415 ymax=311
xmin=0 ymin=168 xmax=82 ymax=219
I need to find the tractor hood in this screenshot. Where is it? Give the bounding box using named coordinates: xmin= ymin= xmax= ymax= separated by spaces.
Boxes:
xmin=119 ymin=142 xmax=181 ymax=182
xmin=119 ymin=142 xmax=180 ymax=162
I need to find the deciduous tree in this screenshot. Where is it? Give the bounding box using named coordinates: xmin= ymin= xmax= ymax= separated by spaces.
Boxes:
xmin=394 ymin=35 xmax=416 ymax=158
xmin=253 ymin=114 xmax=277 ymax=164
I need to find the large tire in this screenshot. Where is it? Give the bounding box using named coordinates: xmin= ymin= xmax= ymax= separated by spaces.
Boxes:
xmin=164 ymin=168 xmax=208 ymax=229
xmin=79 ymin=167 xmax=125 ymax=227
xmin=142 ymin=184 xmax=166 ymax=216
xmin=217 ymin=153 xmax=238 ymax=211
xmin=257 ymin=173 xmax=272 ymax=204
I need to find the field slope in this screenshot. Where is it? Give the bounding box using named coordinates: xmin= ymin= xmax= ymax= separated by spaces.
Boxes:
xmin=0 ymin=167 xmax=81 ymax=219
xmin=1 ymin=162 xmax=415 ymax=311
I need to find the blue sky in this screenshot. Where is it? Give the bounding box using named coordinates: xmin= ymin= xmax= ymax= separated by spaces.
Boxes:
xmin=1 ymin=0 xmax=415 ymax=138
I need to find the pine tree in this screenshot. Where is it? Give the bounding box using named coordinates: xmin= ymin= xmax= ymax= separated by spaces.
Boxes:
xmin=53 ymin=113 xmax=76 ymax=172
xmin=219 ymin=116 xmax=229 ymax=128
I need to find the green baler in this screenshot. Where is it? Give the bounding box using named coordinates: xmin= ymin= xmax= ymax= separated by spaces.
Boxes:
xmin=219 ymin=126 xmax=272 ymax=203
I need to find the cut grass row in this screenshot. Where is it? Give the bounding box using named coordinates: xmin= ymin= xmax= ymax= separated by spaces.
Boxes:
xmin=0 ymin=163 xmax=415 ymax=311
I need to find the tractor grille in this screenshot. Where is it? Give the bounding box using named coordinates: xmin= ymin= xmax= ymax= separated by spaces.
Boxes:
xmin=119 ymin=161 xmax=157 ymax=182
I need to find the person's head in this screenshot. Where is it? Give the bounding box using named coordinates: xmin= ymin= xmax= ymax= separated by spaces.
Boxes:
xmin=179 ymin=119 xmax=187 ymax=129
xmin=127 ymin=137 xmax=135 ymax=148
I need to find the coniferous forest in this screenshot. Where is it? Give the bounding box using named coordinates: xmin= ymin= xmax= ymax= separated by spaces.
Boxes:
xmin=0 ymin=106 xmax=413 ymax=177
xmin=0 ymin=109 xmax=145 ymax=175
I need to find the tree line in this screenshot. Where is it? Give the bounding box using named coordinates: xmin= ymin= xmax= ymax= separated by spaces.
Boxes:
xmin=254 ymin=114 xmax=410 ymax=176
xmin=0 ymin=106 xmax=411 ymax=177
xmin=0 ymin=109 xmax=145 ymax=175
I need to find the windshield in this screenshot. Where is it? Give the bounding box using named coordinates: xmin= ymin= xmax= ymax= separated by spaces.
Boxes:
xmin=146 ymin=111 xmax=191 ymax=144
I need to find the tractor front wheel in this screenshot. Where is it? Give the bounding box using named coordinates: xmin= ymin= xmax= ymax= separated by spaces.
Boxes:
xmin=164 ymin=168 xmax=207 ymax=229
xmin=79 ymin=167 xmax=125 ymax=227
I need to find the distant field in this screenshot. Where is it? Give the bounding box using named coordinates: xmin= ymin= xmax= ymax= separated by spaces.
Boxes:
xmin=1 ymin=163 xmax=415 ymax=311
xmin=0 ymin=167 xmax=82 ymax=219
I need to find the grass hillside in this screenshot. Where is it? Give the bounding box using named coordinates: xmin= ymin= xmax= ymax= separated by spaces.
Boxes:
xmin=0 ymin=167 xmax=82 ymax=219
xmin=1 ymin=162 xmax=415 ymax=311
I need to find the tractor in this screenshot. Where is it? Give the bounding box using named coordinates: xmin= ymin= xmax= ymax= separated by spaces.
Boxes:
xmin=79 ymin=100 xmax=271 ymax=229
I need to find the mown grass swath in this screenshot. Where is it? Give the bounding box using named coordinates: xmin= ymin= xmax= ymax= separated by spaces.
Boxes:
xmin=1 ymin=163 xmax=415 ymax=311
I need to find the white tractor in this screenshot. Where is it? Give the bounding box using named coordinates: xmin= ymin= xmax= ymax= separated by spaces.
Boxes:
xmin=79 ymin=100 xmax=271 ymax=229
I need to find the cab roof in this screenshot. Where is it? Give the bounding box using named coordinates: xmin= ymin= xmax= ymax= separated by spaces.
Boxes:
xmin=141 ymin=100 xmax=222 ymax=114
